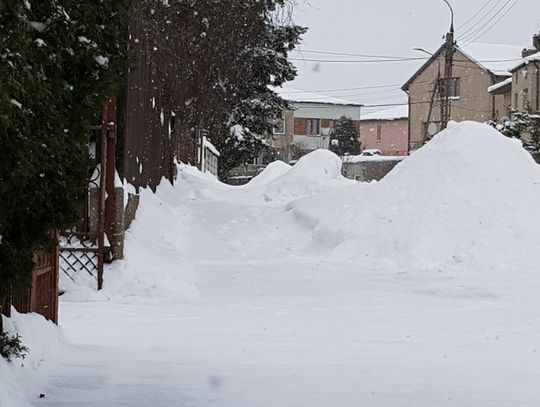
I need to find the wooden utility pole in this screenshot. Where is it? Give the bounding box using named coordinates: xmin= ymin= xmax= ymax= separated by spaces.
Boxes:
xmin=440 ymin=0 xmax=455 ymax=130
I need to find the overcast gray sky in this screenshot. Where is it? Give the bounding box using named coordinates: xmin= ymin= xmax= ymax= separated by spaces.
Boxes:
xmin=290 ymin=0 xmax=540 ymax=112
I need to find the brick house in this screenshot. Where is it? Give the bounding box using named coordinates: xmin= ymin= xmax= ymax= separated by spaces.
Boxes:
xmin=268 ymin=88 xmax=362 ymax=162
xmin=402 ymin=42 xmax=523 ymax=151
xmin=359 ymin=105 xmax=409 ymax=156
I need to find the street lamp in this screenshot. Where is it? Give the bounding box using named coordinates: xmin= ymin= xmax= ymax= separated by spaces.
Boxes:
xmin=441 ymin=0 xmax=454 ymax=32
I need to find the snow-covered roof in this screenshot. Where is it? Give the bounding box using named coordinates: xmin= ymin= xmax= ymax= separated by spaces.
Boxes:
xmin=510 ymin=51 xmax=540 ymax=73
xmin=361 ymin=105 xmax=408 ymax=121
xmin=457 ymin=42 xmax=524 ymax=76
xmin=273 ymin=86 xmax=363 ymax=106
xmin=203 ymin=137 xmax=220 ymax=157
xmin=487 ymin=77 xmax=512 ymax=94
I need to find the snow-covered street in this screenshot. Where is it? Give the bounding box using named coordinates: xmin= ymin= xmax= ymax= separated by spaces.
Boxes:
xmin=3 ymin=122 xmax=540 ymax=406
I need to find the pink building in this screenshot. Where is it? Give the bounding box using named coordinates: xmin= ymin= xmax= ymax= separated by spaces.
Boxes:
xmin=359 ymin=105 xmax=409 ymax=156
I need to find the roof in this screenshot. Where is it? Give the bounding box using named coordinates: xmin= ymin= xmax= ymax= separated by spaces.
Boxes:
xmin=487 ymin=77 xmax=512 ymax=94
xmin=272 ymin=86 xmax=363 ymax=106
xmin=510 ymin=51 xmax=540 ymax=73
xmin=458 ymin=43 xmax=524 ymax=76
xmin=361 ymin=105 xmax=408 ymax=121
xmin=202 ymin=136 xmax=220 ymax=157
xmin=402 ymin=42 xmax=524 ymax=91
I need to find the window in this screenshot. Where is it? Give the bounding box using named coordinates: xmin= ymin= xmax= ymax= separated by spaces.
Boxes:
xmin=523 ymin=88 xmax=530 ymax=110
xmin=273 ymin=116 xmax=285 ymax=134
xmin=437 ymin=77 xmax=460 ymax=99
xmin=307 ymin=118 xmax=320 ymax=136
xmin=376 ymin=125 xmax=382 ymax=142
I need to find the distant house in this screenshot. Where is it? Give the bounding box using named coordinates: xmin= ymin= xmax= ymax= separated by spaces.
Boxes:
xmin=268 ymin=87 xmax=363 ymax=162
xmin=488 ymin=31 xmax=540 ymax=116
xmin=402 ymin=42 xmax=523 ymax=151
xmin=359 ymin=105 xmax=409 ymax=156
xmin=509 ymin=54 xmax=540 ymax=114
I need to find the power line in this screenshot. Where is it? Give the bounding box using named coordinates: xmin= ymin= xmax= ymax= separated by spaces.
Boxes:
xmin=290 ymin=57 xmax=427 ymax=64
xmin=294 ymin=49 xmax=421 ymax=60
xmin=457 ymin=0 xmax=507 ymax=39
xmin=455 ymin=0 xmax=495 ymax=32
xmin=277 ymin=83 xmax=403 ymax=94
xmin=290 ymin=56 xmax=522 ymax=64
xmin=460 ymin=0 xmax=520 ymax=45
xmin=458 ymin=0 xmax=518 ymax=43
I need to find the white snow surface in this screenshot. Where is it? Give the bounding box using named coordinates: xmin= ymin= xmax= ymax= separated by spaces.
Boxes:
xmin=458 ymin=42 xmax=524 ymax=76
xmin=361 ymin=104 xmax=409 ymax=121
xmin=4 ymin=121 xmax=540 ymax=406
xmin=487 ymin=77 xmax=513 ymax=93
xmin=245 ymin=160 xmax=291 ymax=187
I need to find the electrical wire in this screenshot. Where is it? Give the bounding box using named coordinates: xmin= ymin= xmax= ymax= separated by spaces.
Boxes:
xmin=290 ymin=57 xmax=428 ymax=64
xmin=277 ymin=83 xmax=403 ymax=94
xmin=293 ymin=49 xmax=424 ymax=60
xmin=457 ymin=0 xmax=507 ymax=39
xmin=460 ymin=0 xmax=520 ymax=45
xmin=458 ymin=0 xmax=518 ymax=43
xmin=455 ymin=0 xmax=495 ymax=32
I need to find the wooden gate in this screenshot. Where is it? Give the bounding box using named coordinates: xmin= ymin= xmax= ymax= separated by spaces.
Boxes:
xmin=11 ymin=246 xmax=60 ymax=324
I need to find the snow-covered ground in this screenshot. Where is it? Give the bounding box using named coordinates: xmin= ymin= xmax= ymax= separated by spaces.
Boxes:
xmin=3 ymin=121 xmax=540 ymax=406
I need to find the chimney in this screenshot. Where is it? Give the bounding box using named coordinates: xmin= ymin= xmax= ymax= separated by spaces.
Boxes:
xmin=522 ymin=48 xmax=537 ymax=58
xmin=534 ymin=31 xmax=540 ymax=51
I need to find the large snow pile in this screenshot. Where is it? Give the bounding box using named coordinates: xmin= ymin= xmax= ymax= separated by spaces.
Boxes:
xmin=292 ymin=121 xmax=540 ymax=271
xmin=1 ymin=311 xmax=64 ymax=407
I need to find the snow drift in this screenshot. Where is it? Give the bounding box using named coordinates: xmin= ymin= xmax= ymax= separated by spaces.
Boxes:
xmin=179 ymin=149 xmax=354 ymax=206
xmin=0 ymin=311 xmax=64 ymax=407
xmin=61 ymin=181 xmax=199 ymax=303
xmin=291 ymin=121 xmax=540 ymax=271
xmin=245 ymin=160 xmax=291 ymax=187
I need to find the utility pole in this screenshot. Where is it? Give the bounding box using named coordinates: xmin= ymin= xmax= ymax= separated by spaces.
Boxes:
xmin=440 ymin=0 xmax=455 ymax=130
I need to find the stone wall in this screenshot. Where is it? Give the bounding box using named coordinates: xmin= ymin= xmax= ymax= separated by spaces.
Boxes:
xmin=342 ymin=159 xmax=403 ymax=182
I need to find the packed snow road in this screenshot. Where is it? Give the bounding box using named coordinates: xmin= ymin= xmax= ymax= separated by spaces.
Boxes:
xmin=3 ymin=122 xmax=540 ymax=406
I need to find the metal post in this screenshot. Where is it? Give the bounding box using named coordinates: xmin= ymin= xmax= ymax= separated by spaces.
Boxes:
xmin=104 ymin=98 xmax=117 ymax=259
xmin=97 ymin=105 xmax=108 ymax=290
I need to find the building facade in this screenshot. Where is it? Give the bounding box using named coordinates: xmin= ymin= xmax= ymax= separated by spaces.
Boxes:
xmin=402 ymin=42 xmax=523 ymax=151
xmin=267 ymin=88 xmax=362 ymax=162
xmin=359 ymin=105 xmax=409 ymax=156
xmin=510 ymin=56 xmax=540 ymax=114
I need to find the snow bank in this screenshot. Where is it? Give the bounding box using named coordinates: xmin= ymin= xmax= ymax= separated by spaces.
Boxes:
xmin=178 ymin=150 xmax=355 ymax=206
xmin=1 ymin=310 xmax=64 ymax=407
xmin=61 ymin=180 xmax=199 ymax=303
xmin=250 ymin=150 xmax=354 ymax=204
xmin=292 ymin=121 xmax=540 ymax=271
xmin=246 ymin=161 xmax=291 ymax=187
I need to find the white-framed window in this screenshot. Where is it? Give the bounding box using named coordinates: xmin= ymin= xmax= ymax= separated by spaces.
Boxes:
xmin=273 ymin=116 xmax=285 ymax=134
xmin=307 ymin=118 xmax=320 ymax=136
